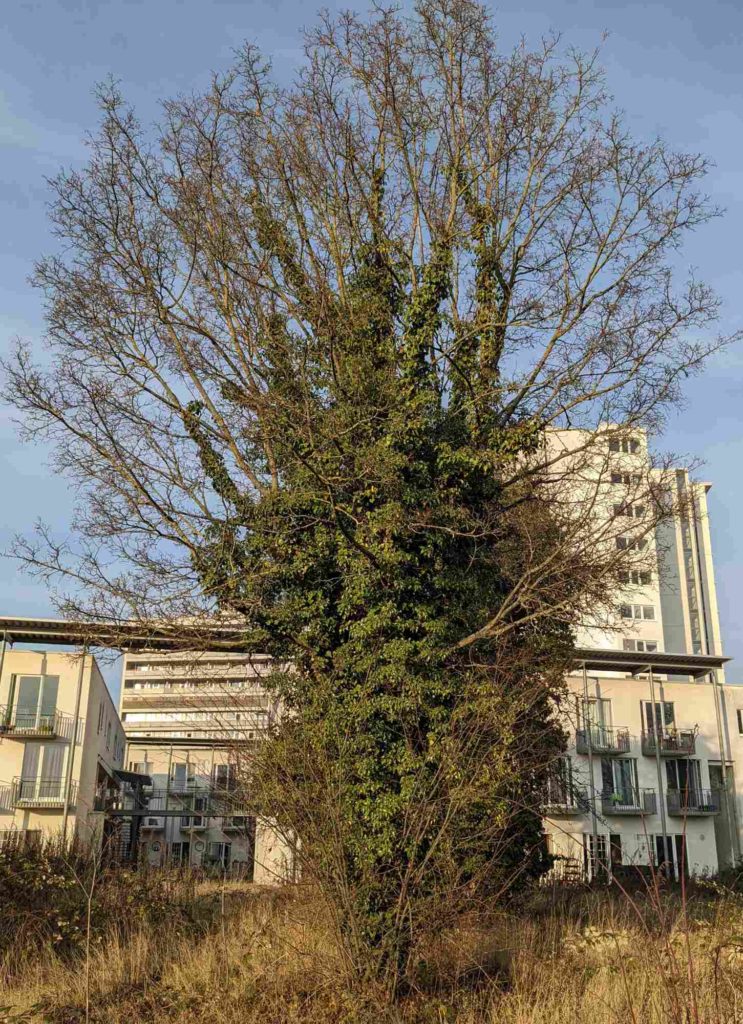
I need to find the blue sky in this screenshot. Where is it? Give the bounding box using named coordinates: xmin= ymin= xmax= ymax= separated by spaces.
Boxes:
xmin=1 ymin=0 xmax=742 ymax=691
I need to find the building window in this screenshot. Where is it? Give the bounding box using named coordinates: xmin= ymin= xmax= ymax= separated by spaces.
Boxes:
xmin=609 ymin=438 xmax=640 ymax=454
xmin=619 ymin=570 xmax=652 ymax=586
xmin=613 ymin=503 xmax=646 ymax=519
xmin=611 ymin=472 xmax=641 ymax=485
xmin=643 ymin=701 xmax=675 ymax=733
xmin=620 ymin=604 xmax=655 ymax=621
xmin=616 ymin=536 xmax=648 ymax=552
xmin=623 ymin=639 xmax=658 ymax=653
xmin=170 ymin=763 xmax=194 ymax=790
xmin=737 ymin=709 xmax=743 ymax=735
xmin=213 ymin=763 xmax=238 ymax=791
xmin=97 ymin=702 xmax=104 ymax=733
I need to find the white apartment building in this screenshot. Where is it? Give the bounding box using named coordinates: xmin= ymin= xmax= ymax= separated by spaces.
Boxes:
xmin=119 ymin=650 xmax=291 ymax=883
xmin=544 ymin=429 xmax=741 ymax=880
xmin=0 ymin=641 xmax=125 ymax=847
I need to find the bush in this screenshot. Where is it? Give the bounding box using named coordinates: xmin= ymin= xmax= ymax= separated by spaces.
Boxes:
xmin=0 ymin=836 xmax=199 ymax=974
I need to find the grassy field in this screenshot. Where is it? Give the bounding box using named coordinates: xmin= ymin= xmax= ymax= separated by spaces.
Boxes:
xmin=2 ymin=869 xmax=743 ymax=1024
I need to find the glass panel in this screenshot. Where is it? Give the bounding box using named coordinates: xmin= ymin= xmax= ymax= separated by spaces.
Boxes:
xmin=15 ymin=676 xmax=41 ymax=727
xmin=644 ymin=702 xmax=675 ymax=732
xmin=39 ymin=677 xmax=59 ymax=719
xmin=21 ymin=742 xmax=41 ymax=779
xmin=41 ymin=744 xmax=65 ymax=783
xmin=615 ymin=759 xmax=635 ymax=800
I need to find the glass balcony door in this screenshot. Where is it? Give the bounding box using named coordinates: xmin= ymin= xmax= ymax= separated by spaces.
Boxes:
xmin=583 ymin=698 xmax=613 ymax=747
xmin=14 ymin=675 xmax=59 ymax=731
xmin=602 ymin=757 xmax=638 ymax=806
xmin=666 ymin=759 xmax=702 ymax=801
xmin=643 ymin=701 xmax=675 ymax=735
xmin=19 ymin=742 xmax=66 ymax=800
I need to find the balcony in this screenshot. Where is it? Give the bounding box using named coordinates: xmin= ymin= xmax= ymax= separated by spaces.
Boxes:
xmin=576 ymin=727 xmax=631 ymax=756
xmin=666 ymin=789 xmax=720 ymax=816
xmin=0 ymin=706 xmax=74 ymax=741
xmin=641 ymin=729 xmax=696 ymax=757
xmin=222 ymin=816 xmax=251 ymax=832
xmin=542 ymin=782 xmax=589 ymax=816
xmin=11 ymin=777 xmax=75 ymax=809
xmin=601 ymin=788 xmax=657 ymax=816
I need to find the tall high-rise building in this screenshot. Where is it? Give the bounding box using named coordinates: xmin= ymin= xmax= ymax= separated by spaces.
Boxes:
xmin=543 ymin=429 xmax=741 ymax=879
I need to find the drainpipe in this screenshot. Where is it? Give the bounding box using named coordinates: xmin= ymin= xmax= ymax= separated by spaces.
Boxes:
xmin=648 ymin=666 xmax=669 ymax=871
xmin=62 ymin=649 xmax=87 ymax=843
xmin=582 ymin=663 xmax=599 ymax=879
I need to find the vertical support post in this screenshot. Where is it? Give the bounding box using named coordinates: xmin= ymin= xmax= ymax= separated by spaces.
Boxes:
xmin=582 ymin=663 xmax=599 ymax=879
xmin=648 ymin=666 xmax=669 ymax=873
xmin=62 ymin=648 xmax=87 ymax=843
xmin=711 ymin=670 xmax=738 ymax=867
xmin=0 ymin=631 xmax=9 ymax=727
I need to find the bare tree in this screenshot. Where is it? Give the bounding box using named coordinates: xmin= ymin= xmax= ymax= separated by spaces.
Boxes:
xmin=3 ymin=0 xmax=735 ymax=996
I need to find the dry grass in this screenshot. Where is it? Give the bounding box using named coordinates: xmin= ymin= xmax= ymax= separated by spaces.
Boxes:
xmin=3 ymin=881 xmax=743 ymax=1023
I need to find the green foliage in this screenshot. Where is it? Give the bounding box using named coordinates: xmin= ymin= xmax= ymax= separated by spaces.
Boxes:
xmin=0 ymin=839 xmax=197 ymax=973
xmin=183 ymin=220 xmax=574 ymax=985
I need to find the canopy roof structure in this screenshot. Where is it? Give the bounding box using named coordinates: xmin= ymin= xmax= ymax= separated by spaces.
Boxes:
xmin=0 ymin=616 xmax=730 ymax=678
xmin=0 ymin=615 xmax=254 ymax=653
xmin=572 ymin=646 xmax=728 ymax=679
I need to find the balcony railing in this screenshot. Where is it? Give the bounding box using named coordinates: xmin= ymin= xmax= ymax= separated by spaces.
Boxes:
xmin=0 ymin=706 xmax=74 ymax=740
xmin=641 ymin=729 xmax=696 ymax=757
xmin=601 ymin=787 xmax=657 ymax=815
xmin=576 ymin=727 xmax=631 ymax=756
xmin=11 ymin=777 xmax=75 ymax=809
xmin=666 ymin=788 xmax=720 ymax=816
xmin=542 ymin=782 xmax=589 ymax=816
xmin=222 ymin=816 xmax=251 ymax=832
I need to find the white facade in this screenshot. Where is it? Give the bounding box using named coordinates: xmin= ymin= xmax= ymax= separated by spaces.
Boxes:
xmin=120 ymin=650 xmax=291 ymax=882
xmin=0 ymin=647 xmax=125 ymax=846
xmin=544 ymin=429 xmax=740 ymax=879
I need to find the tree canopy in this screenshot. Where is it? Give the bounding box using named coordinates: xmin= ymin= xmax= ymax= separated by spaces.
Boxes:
xmin=3 ymin=0 xmax=733 ymax=995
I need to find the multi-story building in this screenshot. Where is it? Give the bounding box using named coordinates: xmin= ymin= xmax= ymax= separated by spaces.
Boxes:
xmin=118 ymin=650 xmax=291 ymax=883
xmin=0 ymin=643 xmax=125 ymax=847
xmin=543 ymin=429 xmax=741 ymax=879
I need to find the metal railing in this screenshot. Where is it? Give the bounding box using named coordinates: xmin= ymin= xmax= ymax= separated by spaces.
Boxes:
xmin=576 ymin=727 xmax=631 ymax=755
xmin=11 ymin=777 xmax=75 ymax=808
xmin=641 ymin=729 xmax=695 ymax=756
xmin=108 ymin=785 xmax=249 ymax=817
xmin=542 ymin=780 xmax=589 ymax=815
xmin=666 ymin=788 xmax=720 ymax=816
xmin=601 ymin=787 xmax=657 ymax=815
xmin=0 ymin=706 xmax=74 ymax=740
xmin=222 ymin=816 xmax=251 ymax=831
